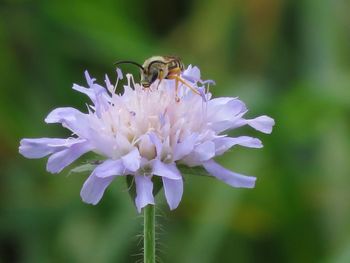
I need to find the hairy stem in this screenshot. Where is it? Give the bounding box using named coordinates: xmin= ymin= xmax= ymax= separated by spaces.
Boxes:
xmin=144 ymin=204 xmax=155 ymax=263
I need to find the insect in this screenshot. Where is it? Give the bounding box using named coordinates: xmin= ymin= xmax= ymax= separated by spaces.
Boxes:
xmin=115 ymin=56 xmax=200 ymax=101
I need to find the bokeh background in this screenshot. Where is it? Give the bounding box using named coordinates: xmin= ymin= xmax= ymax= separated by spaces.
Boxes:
xmin=1 ymin=0 xmax=350 ymax=262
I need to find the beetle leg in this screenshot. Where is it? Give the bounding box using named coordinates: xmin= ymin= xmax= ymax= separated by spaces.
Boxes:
xmin=167 ymin=67 xmax=200 ymax=101
xmin=173 ymin=76 xmax=200 ymax=95
xmin=156 ymin=70 xmax=164 ymax=90
xmin=167 ymin=73 xmax=181 ymax=101
xmin=175 ymin=77 xmax=180 ymax=102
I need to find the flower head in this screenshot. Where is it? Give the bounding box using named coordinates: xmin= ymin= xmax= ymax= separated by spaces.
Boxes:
xmin=19 ymin=65 xmax=274 ymax=212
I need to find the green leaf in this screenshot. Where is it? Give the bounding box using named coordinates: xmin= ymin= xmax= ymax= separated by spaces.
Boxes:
xmin=126 ymin=175 xmax=136 ymax=201
xmin=177 ymin=164 xmax=212 ymax=178
xmin=68 ymin=163 xmax=97 ymax=175
xmin=153 ymin=176 xmax=163 ymax=196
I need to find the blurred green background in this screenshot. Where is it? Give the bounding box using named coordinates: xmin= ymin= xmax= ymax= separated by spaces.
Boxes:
xmin=1 ymin=0 xmax=350 ymax=262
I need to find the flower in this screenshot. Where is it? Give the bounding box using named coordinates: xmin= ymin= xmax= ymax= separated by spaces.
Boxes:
xmin=19 ymin=65 xmax=274 ymax=212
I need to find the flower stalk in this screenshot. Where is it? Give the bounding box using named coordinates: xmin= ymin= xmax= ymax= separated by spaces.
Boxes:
xmin=144 ymin=204 xmax=155 ymax=263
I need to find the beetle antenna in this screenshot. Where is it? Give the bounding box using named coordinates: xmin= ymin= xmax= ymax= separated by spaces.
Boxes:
xmin=114 ymin=60 xmax=144 ymax=70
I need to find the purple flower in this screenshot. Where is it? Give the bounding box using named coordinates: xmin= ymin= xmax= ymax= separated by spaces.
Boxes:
xmin=19 ymin=66 xmax=274 ymax=212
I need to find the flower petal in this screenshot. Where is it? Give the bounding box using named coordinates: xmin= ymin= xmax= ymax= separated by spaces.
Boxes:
xmin=214 ymin=136 xmax=263 ymax=155
xmin=104 ymin=74 xmax=113 ymax=93
xmin=232 ymin=136 xmax=263 ymax=148
xmin=45 ymin=107 xmax=90 ymax=137
xmin=135 ymin=175 xmax=154 ymax=213
xmin=73 ymin=71 xmax=111 ymax=117
xmin=194 ymin=141 xmax=216 ymax=161
xmin=152 ymin=160 xmax=182 ymax=180
xmin=148 ymin=132 xmax=162 ymax=158
xmin=207 ymin=98 xmax=247 ymax=122
xmin=85 ymin=70 xmax=96 ymax=86
xmin=246 ymin=115 xmax=275 ymax=134
xmin=121 ymin=148 xmax=141 ymax=172
xmin=162 ymin=177 xmax=183 ymax=210
xmin=138 ymin=134 xmax=156 ymax=160
xmin=202 ymin=160 xmax=256 ymax=188
xmin=206 ymin=98 xmax=248 ymax=133
xmin=46 ymin=140 xmax=92 ymax=173
xmin=94 ymin=159 xmax=124 ymax=178
xmin=173 ymin=133 xmax=197 ymax=161
xmin=19 ymin=138 xmax=74 ymax=158
xmin=80 ymin=159 xmax=125 ymax=204
xmin=72 ymin=84 xmax=95 ymax=102
xmin=182 ymin=65 xmax=215 ymax=87
xmin=80 ymin=171 xmax=116 ymax=205
xmin=181 ymin=141 xmax=216 ymax=166
xmin=182 ymin=65 xmax=201 ymax=82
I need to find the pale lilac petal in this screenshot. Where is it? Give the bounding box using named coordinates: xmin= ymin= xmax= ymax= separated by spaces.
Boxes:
xmin=115 ymin=133 xmax=133 ymax=152
xmin=73 ymin=71 xmax=111 ymax=116
xmin=184 ymin=65 xmax=201 ymax=81
xmin=138 ymin=135 xmax=156 ymax=160
xmin=246 ymin=115 xmax=275 ymax=134
xmin=85 ymin=70 xmax=96 ymax=86
xmin=46 ymin=141 xmax=93 ymax=173
xmin=203 ymin=160 xmax=256 ymax=188
xmin=93 ymin=85 xmax=110 ymax=114
xmin=162 ymin=177 xmax=183 ymax=210
xmin=45 ymin=107 xmax=82 ymax=124
xmin=94 ymin=159 xmax=124 ymax=178
xmin=152 ymin=160 xmax=182 ymax=180
xmin=206 ymin=98 xmax=247 ymax=133
xmin=209 ymin=120 xmax=239 ymax=134
xmin=121 ymin=148 xmax=141 ymax=172
xmin=194 ymin=141 xmax=215 ymax=162
xmin=80 ymin=159 xmax=125 ymax=204
xmin=232 ymin=136 xmax=263 ymax=148
xmin=173 ymin=133 xmax=197 ymax=161
xmin=72 ymin=84 xmax=95 ymax=102
xmin=19 ymin=138 xmax=74 ymax=158
xmin=83 ymin=70 xmax=110 ymax=100
xmin=214 ymin=136 xmax=263 ymax=155
xmin=135 ymin=175 xmax=154 ymax=213
xmin=158 ymin=112 xmax=166 ymax=127
xmin=182 ymin=65 xmax=198 ymax=83
xmin=148 ymin=132 xmax=162 ymax=158
xmin=182 ymin=65 xmax=215 ymax=88
xmin=181 ymin=141 xmax=216 ymax=166
xmin=104 ymin=74 xmax=114 ymax=93
xmin=45 ymin=107 xmax=90 ymax=137
xmin=80 ymin=171 xmax=116 ymax=205
xmin=207 ymin=97 xmax=247 ymax=121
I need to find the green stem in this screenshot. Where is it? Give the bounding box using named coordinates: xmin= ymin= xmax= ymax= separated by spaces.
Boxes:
xmin=144 ymin=204 xmax=155 ymax=263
